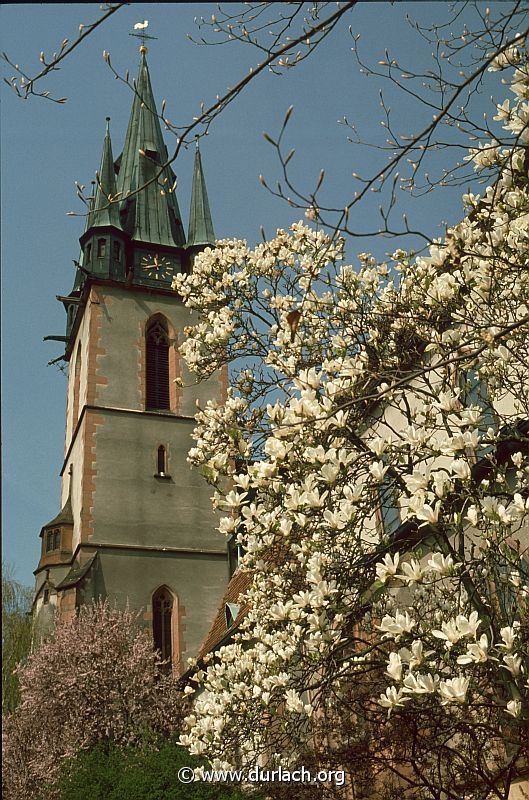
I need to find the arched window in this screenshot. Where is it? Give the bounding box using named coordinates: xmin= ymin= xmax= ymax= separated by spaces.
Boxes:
xmin=146 ymin=317 xmax=170 ymax=411
xmin=97 ymin=238 xmax=106 ymax=258
xmin=152 ymin=587 xmax=173 ymax=665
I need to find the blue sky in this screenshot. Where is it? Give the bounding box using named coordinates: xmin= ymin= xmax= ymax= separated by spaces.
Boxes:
xmin=1 ymin=3 xmax=507 ymax=587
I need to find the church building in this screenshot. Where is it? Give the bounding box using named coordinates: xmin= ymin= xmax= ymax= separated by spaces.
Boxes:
xmin=32 ymin=46 xmax=230 ymax=673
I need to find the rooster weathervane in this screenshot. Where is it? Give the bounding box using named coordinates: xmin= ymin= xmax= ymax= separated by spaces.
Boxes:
xmin=129 ymin=20 xmax=158 ymax=50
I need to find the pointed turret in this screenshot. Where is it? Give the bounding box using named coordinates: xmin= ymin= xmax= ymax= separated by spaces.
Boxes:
xmin=187 ymin=141 xmax=215 ymax=249
xmin=116 ymin=47 xmax=185 ymax=247
xmin=90 ymin=118 xmax=122 ymax=230
xmin=79 ymin=118 xmax=127 ymax=283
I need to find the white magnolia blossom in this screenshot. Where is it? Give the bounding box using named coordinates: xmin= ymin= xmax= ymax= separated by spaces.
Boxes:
xmin=399 ymin=640 xmax=430 ymax=670
xmin=502 ymin=653 xmax=523 ymax=677
xmin=506 ymin=699 xmax=522 ymax=718
xmin=499 ymin=625 xmax=519 ymax=651
xmin=427 ymin=552 xmax=455 ymax=575
xmin=386 ymin=652 xmax=403 ymax=682
xmin=376 ymin=552 xmax=400 ymax=584
xmin=457 ymin=634 xmax=489 ymax=665
xmin=174 ymin=43 xmax=529 ymax=794
xmin=438 ymin=676 xmax=470 ymax=705
xmin=396 ymin=559 xmax=424 ymax=584
xmin=378 ymin=612 xmax=417 ymax=638
xmin=403 ymin=672 xmax=439 ymax=695
xmin=378 ymin=685 xmax=410 ymax=716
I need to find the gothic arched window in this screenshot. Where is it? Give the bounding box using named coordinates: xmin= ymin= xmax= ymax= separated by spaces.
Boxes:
xmin=152 ymin=587 xmax=173 ymax=665
xmin=146 ymin=317 xmax=170 ymax=411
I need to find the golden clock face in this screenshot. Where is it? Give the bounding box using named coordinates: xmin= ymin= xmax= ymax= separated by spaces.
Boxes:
xmin=140 ymin=253 xmax=174 ymax=281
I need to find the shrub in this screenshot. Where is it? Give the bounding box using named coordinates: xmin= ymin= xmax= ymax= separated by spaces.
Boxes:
xmin=55 ymin=740 xmax=261 ymax=800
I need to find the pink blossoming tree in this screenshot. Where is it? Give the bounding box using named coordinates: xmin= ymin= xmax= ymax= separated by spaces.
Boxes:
xmin=2 ymin=602 xmax=183 ymax=800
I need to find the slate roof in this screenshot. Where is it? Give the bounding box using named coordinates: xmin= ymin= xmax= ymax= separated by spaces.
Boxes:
xmin=41 ymin=497 xmax=74 ymax=532
xmin=55 ymin=554 xmax=96 ymax=590
xmin=187 ymin=144 xmax=215 ymax=248
xmin=116 ymin=48 xmax=185 ymax=247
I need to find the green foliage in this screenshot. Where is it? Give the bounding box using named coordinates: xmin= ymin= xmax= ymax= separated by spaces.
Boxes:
xmin=2 ymin=564 xmax=33 ymax=713
xmin=55 ymin=739 xmax=262 ymax=800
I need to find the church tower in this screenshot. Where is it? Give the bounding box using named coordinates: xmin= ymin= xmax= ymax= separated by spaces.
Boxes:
xmin=33 ymin=47 xmax=229 ymax=673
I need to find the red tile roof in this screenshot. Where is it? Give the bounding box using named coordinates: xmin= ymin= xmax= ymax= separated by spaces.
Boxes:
xmin=197 ymin=567 xmax=253 ymax=660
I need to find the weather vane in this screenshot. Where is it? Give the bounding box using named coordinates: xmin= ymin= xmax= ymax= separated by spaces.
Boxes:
xmin=129 ymin=20 xmax=158 ymax=50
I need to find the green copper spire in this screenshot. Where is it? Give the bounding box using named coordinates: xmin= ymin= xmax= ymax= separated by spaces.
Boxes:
xmin=90 ymin=118 xmax=122 ymax=230
xmin=187 ymin=142 xmax=215 ymax=248
xmin=116 ymin=48 xmax=185 ymax=247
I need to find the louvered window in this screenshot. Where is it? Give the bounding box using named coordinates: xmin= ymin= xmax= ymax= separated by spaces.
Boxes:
xmin=152 ymin=587 xmax=173 ymax=665
xmin=146 ymin=317 xmax=170 ymax=411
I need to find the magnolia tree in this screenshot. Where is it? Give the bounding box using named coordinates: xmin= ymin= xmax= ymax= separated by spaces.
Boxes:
xmin=2 ymin=602 xmax=183 ymax=800
xmin=174 ymin=45 xmax=529 ymax=800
